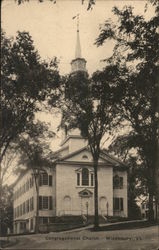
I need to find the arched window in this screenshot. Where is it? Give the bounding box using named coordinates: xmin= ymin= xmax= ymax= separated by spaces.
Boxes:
xmin=83 ymin=191 xmax=89 ymax=196
xmin=82 ymin=155 xmax=88 ymax=159
xmin=82 ymin=168 xmax=89 ymax=186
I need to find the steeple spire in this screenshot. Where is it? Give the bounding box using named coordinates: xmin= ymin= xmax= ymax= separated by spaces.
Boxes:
xmin=75 ymin=14 xmax=81 ymax=58
xmin=71 ymin=14 xmax=87 ymax=73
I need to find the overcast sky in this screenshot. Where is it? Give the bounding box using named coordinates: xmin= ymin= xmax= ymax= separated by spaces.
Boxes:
xmin=2 ymin=0 xmax=153 ymax=76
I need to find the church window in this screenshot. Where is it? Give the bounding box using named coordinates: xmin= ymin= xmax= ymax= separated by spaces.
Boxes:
xmin=39 ymin=196 xmax=53 ymax=210
xmin=113 ymin=175 xmax=123 ymax=189
xmin=83 ymin=191 xmax=89 ymax=196
xmin=43 ymin=196 xmax=49 ymax=209
xmin=82 ymin=168 xmax=89 ymax=186
xmin=43 ymin=173 xmax=48 ymax=185
xmin=30 ymin=218 xmax=33 ymax=230
xmin=49 ymin=175 xmax=52 ymax=186
xmin=39 ymin=173 xmax=52 ymax=186
xmin=113 ymin=197 xmax=124 ymax=211
xmin=77 ymin=173 xmax=80 ymax=186
xmin=82 ymin=155 xmax=88 ymax=159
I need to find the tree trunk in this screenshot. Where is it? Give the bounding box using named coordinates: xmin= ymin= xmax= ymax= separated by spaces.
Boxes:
xmin=93 ymin=159 xmax=99 ymax=230
xmin=148 ymin=192 xmax=154 ymax=221
xmin=155 ymin=159 xmax=159 ymax=222
xmin=35 ymin=175 xmax=39 ymax=233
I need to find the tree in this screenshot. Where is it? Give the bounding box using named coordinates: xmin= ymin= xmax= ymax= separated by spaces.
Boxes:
xmin=2 ymin=0 xmax=96 ymax=11
xmin=1 ymin=30 xmax=60 ymax=232
xmin=96 ymin=4 xmax=159 ymax=220
xmin=108 ymin=134 xmax=145 ymax=220
xmin=0 ymin=185 xmax=13 ymax=236
xmin=61 ymin=69 xmax=121 ymax=229
xmin=1 ymin=30 xmax=60 ymax=180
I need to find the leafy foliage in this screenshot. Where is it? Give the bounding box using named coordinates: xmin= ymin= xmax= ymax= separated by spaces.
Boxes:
xmin=1 ymin=30 xmax=60 ymax=165
xmin=0 ymin=185 xmax=13 ymax=236
xmin=96 ymin=4 xmax=159 ymax=220
xmin=12 ymin=0 xmax=96 ymax=10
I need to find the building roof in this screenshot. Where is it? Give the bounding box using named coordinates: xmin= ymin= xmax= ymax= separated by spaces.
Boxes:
xmin=54 ymin=145 xmax=127 ymax=170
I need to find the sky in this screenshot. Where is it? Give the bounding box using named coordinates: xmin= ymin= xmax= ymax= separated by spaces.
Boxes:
xmin=2 ymin=0 xmax=153 ymax=76
xmin=1 ymin=0 xmax=154 ymax=184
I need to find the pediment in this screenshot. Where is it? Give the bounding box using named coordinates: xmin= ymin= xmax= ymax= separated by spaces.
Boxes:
xmin=79 ymin=188 xmax=93 ymax=197
xmin=59 ymin=147 xmax=111 ymax=164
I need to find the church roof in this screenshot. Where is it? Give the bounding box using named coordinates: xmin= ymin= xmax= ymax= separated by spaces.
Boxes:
xmin=55 ymin=145 xmax=127 ymax=170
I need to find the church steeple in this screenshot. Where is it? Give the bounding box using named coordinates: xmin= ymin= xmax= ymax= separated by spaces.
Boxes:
xmin=75 ymin=15 xmax=81 ymax=58
xmin=75 ymin=29 xmax=81 ymax=58
xmin=71 ymin=14 xmax=87 ymax=73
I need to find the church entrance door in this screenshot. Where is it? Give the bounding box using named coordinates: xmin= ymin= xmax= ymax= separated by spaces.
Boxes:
xmin=81 ymin=197 xmax=90 ymax=215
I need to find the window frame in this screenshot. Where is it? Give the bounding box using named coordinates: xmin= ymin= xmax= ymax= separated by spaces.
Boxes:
xmin=82 ymin=168 xmax=89 ymax=186
xmin=113 ymin=197 xmax=124 ymax=211
xmin=77 ymin=172 xmax=80 ymax=186
xmin=113 ymin=175 xmax=123 ymax=189
xmin=39 ymin=196 xmax=53 ymax=210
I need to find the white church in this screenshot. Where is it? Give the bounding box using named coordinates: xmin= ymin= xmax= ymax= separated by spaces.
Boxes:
xmin=13 ymin=24 xmax=128 ymax=234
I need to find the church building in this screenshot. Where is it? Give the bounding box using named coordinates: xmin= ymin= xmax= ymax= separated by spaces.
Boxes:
xmin=13 ymin=22 xmax=128 ymax=234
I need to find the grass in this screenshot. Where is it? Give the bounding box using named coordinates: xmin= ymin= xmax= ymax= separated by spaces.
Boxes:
xmin=90 ymin=220 xmax=159 ymax=231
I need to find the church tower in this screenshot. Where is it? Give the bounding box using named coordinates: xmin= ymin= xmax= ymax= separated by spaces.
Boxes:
xmin=71 ymin=15 xmax=87 ymax=74
xmin=60 ymin=15 xmax=88 ymax=152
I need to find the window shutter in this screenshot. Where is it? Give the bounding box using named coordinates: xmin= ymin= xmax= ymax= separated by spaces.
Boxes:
xmin=77 ymin=173 xmax=80 ymax=186
xmin=39 ymin=196 xmax=42 ymax=210
xmin=91 ymin=174 xmax=94 ymax=186
xmin=120 ymin=198 xmax=123 ymax=211
xmin=32 ymin=197 xmax=34 ymax=210
xmin=49 ymin=175 xmax=52 ymax=186
xmin=114 ymin=198 xmax=120 ymax=210
xmin=120 ymin=177 xmax=123 ymax=188
xmin=49 ymin=196 xmax=53 ymax=210
xmin=28 ymin=199 xmax=30 ymax=212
